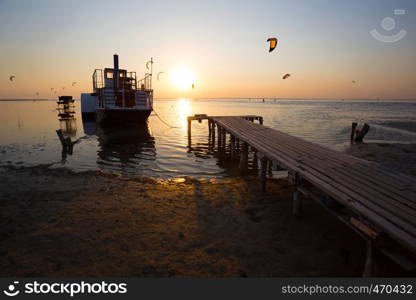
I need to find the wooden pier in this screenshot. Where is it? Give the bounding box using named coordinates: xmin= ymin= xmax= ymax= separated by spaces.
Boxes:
xmin=187 ymin=114 xmax=416 ymax=276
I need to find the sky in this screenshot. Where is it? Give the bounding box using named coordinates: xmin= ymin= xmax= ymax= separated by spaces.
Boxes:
xmin=0 ymin=0 xmax=415 ymax=100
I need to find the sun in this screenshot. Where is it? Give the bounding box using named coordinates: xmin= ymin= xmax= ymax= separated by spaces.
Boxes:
xmin=171 ymin=68 xmax=196 ymax=90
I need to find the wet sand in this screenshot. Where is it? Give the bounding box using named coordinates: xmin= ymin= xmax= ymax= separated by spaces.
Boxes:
xmin=0 ymin=166 xmax=367 ymax=277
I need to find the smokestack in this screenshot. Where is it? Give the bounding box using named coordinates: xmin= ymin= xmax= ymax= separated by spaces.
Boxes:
xmin=113 ymin=54 xmax=119 ymax=71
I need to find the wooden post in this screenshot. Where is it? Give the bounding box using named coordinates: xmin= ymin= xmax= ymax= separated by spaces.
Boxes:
xmin=208 ymin=120 xmax=212 ymax=138
xmin=268 ymin=159 xmax=273 ymax=177
xmin=292 ymin=189 xmax=303 ymax=217
xmin=355 ymin=123 xmax=370 ymax=143
xmin=217 ymin=126 xmax=222 ymax=149
xmin=222 ymin=129 xmax=227 ymax=150
xmin=252 ymin=149 xmax=258 ymax=170
xmin=239 ymin=142 xmax=248 ymax=170
xmin=362 ymin=239 xmax=375 ymax=277
xmin=230 ymin=135 xmax=235 ymax=159
xmin=260 ymin=157 xmax=268 ymax=192
xmin=292 ymin=173 xmax=303 ymax=217
xmin=259 ymin=117 xmax=263 ymax=125
xmin=187 ymin=119 xmax=192 ymax=139
xmin=350 ymin=122 xmax=357 ymax=143
xmin=211 ymin=122 xmax=216 ymax=143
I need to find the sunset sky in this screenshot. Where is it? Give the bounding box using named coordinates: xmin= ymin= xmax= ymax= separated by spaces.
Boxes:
xmin=0 ymin=0 xmax=415 ymax=100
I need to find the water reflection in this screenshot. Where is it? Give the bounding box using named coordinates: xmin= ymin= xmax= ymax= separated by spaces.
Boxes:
xmin=187 ymin=130 xmax=261 ymax=177
xmin=81 ymin=120 xmax=156 ymax=174
xmin=1 ymin=99 xmax=415 ymax=177
xmin=177 ymin=98 xmax=191 ymax=129
xmin=56 ymin=97 xmax=78 ymax=162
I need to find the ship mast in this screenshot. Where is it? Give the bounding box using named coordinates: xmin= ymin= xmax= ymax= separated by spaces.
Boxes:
xmin=150 ymin=57 xmax=153 ymax=90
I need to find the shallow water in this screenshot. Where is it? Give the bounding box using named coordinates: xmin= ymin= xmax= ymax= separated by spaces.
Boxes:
xmin=0 ymin=99 xmax=415 ymax=177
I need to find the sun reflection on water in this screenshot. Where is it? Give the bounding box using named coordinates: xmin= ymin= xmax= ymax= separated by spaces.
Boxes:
xmin=177 ymin=98 xmax=192 ymax=129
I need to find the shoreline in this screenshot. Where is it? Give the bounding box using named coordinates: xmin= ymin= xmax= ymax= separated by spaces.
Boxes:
xmin=0 ymin=166 xmax=368 ymax=277
xmin=1 ymin=141 xmax=414 ymax=277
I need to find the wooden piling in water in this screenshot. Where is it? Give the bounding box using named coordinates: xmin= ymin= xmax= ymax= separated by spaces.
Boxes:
xmin=239 ymin=142 xmax=249 ymax=170
xmin=350 ymin=122 xmax=357 ymax=143
xmin=252 ymin=149 xmax=258 ymax=170
xmin=354 ymin=123 xmax=370 ymax=143
xmin=187 ymin=119 xmax=191 ymax=138
xmin=217 ymin=126 xmax=222 ymax=149
xmin=230 ymin=135 xmax=236 ymax=159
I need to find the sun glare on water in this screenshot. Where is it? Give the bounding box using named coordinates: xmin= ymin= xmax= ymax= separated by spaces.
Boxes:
xmin=177 ymin=98 xmax=191 ymax=128
xmin=171 ymin=68 xmax=196 ymax=90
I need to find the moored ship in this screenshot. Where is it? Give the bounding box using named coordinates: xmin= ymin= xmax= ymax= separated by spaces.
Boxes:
xmin=81 ymin=54 xmax=153 ymax=124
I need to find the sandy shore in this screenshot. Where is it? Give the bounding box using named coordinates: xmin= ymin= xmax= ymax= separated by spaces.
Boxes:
xmin=0 ymin=166 xmax=369 ymax=277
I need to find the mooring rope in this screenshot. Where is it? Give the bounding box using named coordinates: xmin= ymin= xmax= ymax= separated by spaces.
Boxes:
xmin=152 ymin=109 xmax=181 ymax=128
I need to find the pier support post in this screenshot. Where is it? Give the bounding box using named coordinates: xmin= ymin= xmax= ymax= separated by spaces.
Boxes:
xmin=260 ymin=157 xmax=268 ymax=192
xmin=362 ymin=239 xmax=382 ymax=277
xmin=292 ymin=173 xmax=303 ymax=217
xmin=222 ymin=129 xmax=227 ymax=150
xmin=217 ymin=126 xmax=222 ymax=150
xmin=363 ymin=240 xmax=375 ymax=277
xmin=211 ymin=122 xmax=216 ymax=144
xmin=239 ymin=142 xmax=248 ymax=171
xmin=208 ymin=120 xmax=212 ymax=138
xmin=292 ymin=189 xmax=303 ymax=217
xmin=259 ymin=117 xmax=263 ymax=125
xmin=230 ymin=135 xmax=236 ymax=159
xmin=268 ymin=160 xmax=273 ymax=177
xmin=187 ymin=119 xmax=192 ymax=139
xmin=252 ymin=149 xmax=258 ymax=170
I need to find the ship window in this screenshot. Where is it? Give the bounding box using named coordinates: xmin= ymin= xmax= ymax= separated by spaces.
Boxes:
xmin=106 ymin=71 xmax=113 ymax=79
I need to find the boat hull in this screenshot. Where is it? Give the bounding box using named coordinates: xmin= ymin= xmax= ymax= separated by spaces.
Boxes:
xmin=96 ymin=108 xmax=152 ymax=125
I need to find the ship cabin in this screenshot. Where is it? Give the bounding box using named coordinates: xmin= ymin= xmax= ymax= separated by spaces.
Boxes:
xmin=92 ymin=54 xmax=153 ymax=110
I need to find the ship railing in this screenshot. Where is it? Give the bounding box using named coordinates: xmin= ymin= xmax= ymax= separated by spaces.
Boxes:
xmin=137 ymin=73 xmax=152 ymax=91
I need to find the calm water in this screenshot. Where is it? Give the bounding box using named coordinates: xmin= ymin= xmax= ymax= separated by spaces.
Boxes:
xmin=1 ymin=99 xmax=416 ymax=178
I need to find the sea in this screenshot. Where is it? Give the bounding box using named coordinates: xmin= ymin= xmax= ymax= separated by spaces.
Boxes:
xmin=1 ymin=98 xmax=415 ymax=178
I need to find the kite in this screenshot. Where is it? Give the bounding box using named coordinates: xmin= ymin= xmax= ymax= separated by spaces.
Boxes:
xmin=9 ymin=75 xmax=15 ymax=81
xmin=72 ymin=82 xmax=77 ymax=86
xmin=267 ymin=38 xmax=278 ymax=52
xmin=352 ymin=80 xmax=356 ymax=84
xmin=50 ymin=88 xmax=54 ymax=91
xmin=282 ymin=73 xmax=291 ymax=80
xmin=62 ymin=87 xmax=65 ymax=90
xmin=157 ymin=72 xmax=164 ymax=80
